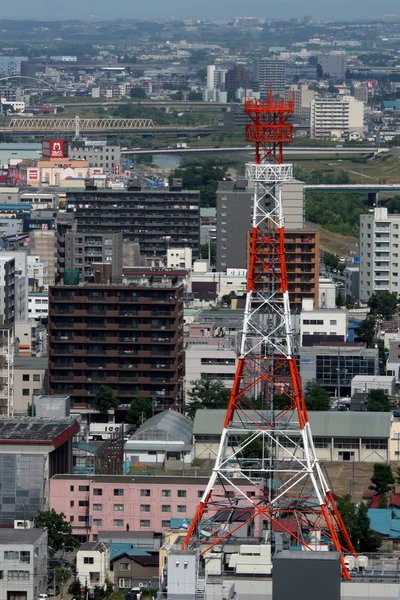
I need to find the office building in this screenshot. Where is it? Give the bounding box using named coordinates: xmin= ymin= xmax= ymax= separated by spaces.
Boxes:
xmin=206 ymin=65 xmax=216 ymax=89
xmin=317 ymin=53 xmax=347 ymax=78
xmin=359 ymin=207 xmax=400 ymax=302
xmin=0 ymin=529 xmax=48 ymax=600
xmin=48 ymin=277 xmax=184 ymax=413
xmin=203 ymin=88 xmax=227 ymax=102
xmin=299 ymin=344 xmax=379 ymax=394
xmin=225 ymin=64 xmax=252 ymax=96
xmin=257 ymin=59 xmax=286 ymax=96
xmin=300 ymin=299 xmax=347 ymax=345
xmin=64 ymin=187 xmax=200 ymax=260
xmin=167 ymin=247 xmax=192 ymax=269
xmin=69 ymin=143 xmax=121 ymax=174
xmin=64 ymin=231 xmax=123 ymax=283
xmin=354 ymin=84 xmax=368 ymax=103
xmin=0 ymin=417 xmax=79 ymax=524
xmin=0 ymin=256 xmax=16 ymax=328
xmin=185 ymin=345 xmax=238 ymax=400
xmin=310 ymin=96 xmax=364 ymax=139
xmin=216 ymin=178 xmax=304 ymax=271
xmin=284 ymin=84 xmax=318 ymax=119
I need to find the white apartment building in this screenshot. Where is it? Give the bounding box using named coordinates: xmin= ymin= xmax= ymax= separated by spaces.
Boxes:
xmin=0 ymin=528 xmax=48 ymax=600
xmin=351 ymin=375 xmax=395 ymax=397
xmin=167 ymin=247 xmax=192 ymax=269
xmin=319 ymin=277 xmax=337 ymax=309
xmin=185 ymin=344 xmax=238 ymax=400
xmin=300 ymin=298 xmax=347 ymax=344
xmin=310 ymin=96 xmax=364 ymax=139
xmin=76 ymin=541 xmax=110 ymax=590
xmin=28 ymin=292 xmax=48 ymax=319
xmin=27 ymin=256 xmax=49 ymax=290
xmin=359 ymin=207 xmax=400 ymax=302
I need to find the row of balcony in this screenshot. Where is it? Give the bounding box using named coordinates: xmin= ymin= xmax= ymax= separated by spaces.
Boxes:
xmin=50 ymin=334 xmax=179 ymax=344
xmin=49 ymin=360 xmax=180 ymax=371
xmin=50 ymin=294 xmax=179 ymax=304
xmin=50 ymin=322 xmax=180 ymax=332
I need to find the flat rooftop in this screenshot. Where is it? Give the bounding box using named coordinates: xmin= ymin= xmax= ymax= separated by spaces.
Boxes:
xmin=0 ymin=418 xmax=79 ymax=446
xmin=0 ymin=529 xmax=46 ymax=544
xmin=14 ymin=356 xmax=48 ymax=371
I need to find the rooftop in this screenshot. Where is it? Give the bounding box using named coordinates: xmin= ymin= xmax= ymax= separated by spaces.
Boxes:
xmin=0 ymin=418 xmax=79 ymax=447
xmin=79 ymin=541 xmax=107 ymax=552
xmin=0 ymin=528 xmax=46 ymax=544
xmin=130 ymin=410 xmax=193 ymax=445
xmin=14 ymin=356 xmax=48 ymax=371
xmin=192 ymin=410 xmax=391 ymax=438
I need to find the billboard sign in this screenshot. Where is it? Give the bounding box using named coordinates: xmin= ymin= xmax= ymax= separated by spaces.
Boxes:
xmin=42 ymin=140 xmax=69 ymax=159
xmin=29 ymin=169 xmax=38 ymax=180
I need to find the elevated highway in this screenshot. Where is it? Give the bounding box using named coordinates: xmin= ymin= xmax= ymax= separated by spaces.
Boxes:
xmin=121 ymin=146 xmax=378 ymax=156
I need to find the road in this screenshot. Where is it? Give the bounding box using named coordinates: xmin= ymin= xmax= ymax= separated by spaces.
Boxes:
xmin=121 ymin=146 xmax=378 ymax=156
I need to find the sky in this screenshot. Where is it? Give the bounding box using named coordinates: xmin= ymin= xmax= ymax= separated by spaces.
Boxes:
xmin=1 ymin=0 xmax=399 ymax=21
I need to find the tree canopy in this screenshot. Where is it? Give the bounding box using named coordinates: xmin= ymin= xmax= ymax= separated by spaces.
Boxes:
xmin=368 ymin=291 xmax=398 ymax=320
xmin=126 ymin=397 xmax=153 ymax=426
xmin=34 ymin=509 xmax=79 ymax=557
xmin=337 ymin=494 xmax=381 ymax=553
xmin=186 ymin=375 xmax=230 ymax=418
xmin=369 ymin=463 xmax=394 ymax=506
xmin=367 ymin=389 xmax=391 ymax=412
xmin=94 ymin=385 xmax=119 ymax=413
xmin=168 ymin=162 xmax=231 ymax=207
xmin=355 ymin=318 xmax=376 ymax=347
xmin=304 ymin=380 xmax=331 ymax=411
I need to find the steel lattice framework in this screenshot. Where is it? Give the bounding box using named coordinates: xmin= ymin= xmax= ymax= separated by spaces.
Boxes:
xmin=7 ymin=116 xmax=154 ymax=131
xmin=182 ymin=91 xmax=356 ymax=579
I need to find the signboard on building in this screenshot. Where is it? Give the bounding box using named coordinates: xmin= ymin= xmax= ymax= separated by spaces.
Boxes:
xmin=42 ymin=140 xmax=69 ymax=159
xmin=29 ymin=169 xmax=38 ymax=180
xmin=114 ymin=165 xmax=121 ymax=175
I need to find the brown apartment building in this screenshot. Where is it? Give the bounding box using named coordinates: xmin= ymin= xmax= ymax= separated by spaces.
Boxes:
xmin=48 ymin=276 xmax=184 ymax=418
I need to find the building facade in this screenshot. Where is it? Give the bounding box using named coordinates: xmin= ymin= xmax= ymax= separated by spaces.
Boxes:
xmin=64 ymin=231 xmax=123 ymax=283
xmin=13 ymin=356 xmax=47 ymax=415
xmin=185 ymin=345 xmax=238 ymax=400
xmin=310 ymin=96 xmax=364 ymax=139
xmin=257 ymin=59 xmax=286 ymax=96
xmin=0 ymin=529 xmax=48 ymax=600
xmin=69 ymin=144 xmax=121 ymax=174
xmin=359 ymin=207 xmax=400 ymax=302
xmin=317 ymin=53 xmax=347 ymax=78
xmin=76 ymin=542 xmax=110 ymax=590
xmin=64 ymin=187 xmax=200 ymax=260
xmin=48 ymin=278 xmax=184 ymax=413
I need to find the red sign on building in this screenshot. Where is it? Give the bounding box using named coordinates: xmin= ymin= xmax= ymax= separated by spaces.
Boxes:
xmin=42 ymin=140 xmax=69 ymax=159
xmin=114 ymin=165 xmax=121 ymax=175
xmin=29 ymin=169 xmax=38 ymax=180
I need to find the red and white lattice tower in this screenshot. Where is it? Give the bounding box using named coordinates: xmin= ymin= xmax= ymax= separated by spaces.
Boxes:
xmin=182 ymin=90 xmax=356 ymax=578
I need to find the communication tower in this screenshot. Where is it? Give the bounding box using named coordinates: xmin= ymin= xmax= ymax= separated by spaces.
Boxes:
xmin=182 ymin=90 xmax=356 ymax=578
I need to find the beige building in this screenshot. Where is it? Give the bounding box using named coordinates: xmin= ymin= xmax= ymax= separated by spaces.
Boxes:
xmin=14 ymin=356 xmax=47 ymax=415
xmin=18 ymin=159 xmax=106 ymax=188
xmin=310 ymin=96 xmax=364 ymax=139
xmin=285 ymin=84 xmax=317 ymax=120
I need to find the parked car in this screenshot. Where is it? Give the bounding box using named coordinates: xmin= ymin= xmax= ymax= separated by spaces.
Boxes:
xmin=38 ymin=594 xmax=49 ymax=600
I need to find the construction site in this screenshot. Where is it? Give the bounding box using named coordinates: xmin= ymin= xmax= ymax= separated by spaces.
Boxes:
xmin=156 ymin=93 xmax=400 ymax=600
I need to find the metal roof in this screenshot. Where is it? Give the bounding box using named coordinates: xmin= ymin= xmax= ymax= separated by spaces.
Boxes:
xmin=130 ymin=409 xmax=193 ymax=444
xmin=110 ymin=543 xmax=150 ymax=561
xmin=0 ymin=529 xmax=46 ymax=544
xmin=0 ymin=417 xmax=79 ymax=445
xmin=192 ymin=410 xmax=391 ymax=438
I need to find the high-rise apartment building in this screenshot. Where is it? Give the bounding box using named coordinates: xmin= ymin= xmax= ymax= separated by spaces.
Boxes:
xmin=317 ymin=53 xmax=347 ymax=78
xmin=310 ymin=96 xmax=364 ymax=139
xmin=225 ymin=64 xmax=252 ymax=95
xmin=64 ymin=231 xmax=123 ymax=283
xmin=359 ymin=207 xmax=400 ymax=302
xmin=257 ymin=59 xmax=286 ymax=96
xmin=64 ymin=187 xmax=200 ymax=260
xmin=48 ymin=277 xmax=184 ymax=415
xmin=216 ymin=179 xmax=305 ymax=271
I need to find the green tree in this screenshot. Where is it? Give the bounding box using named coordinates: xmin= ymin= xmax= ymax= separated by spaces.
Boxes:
xmin=27 ymin=403 xmax=36 ymax=416
xmin=336 ymin=289 xmax=344 ymax=307
xmin=355 ymin=318 xmax=376 ymax=347
xmin=200 ymin=242 xmax=216 ymax=264
xmin=368 ymin=291 xmax=398 ymax=319
xmin=367 ymin=389 xmax=391 ymax=412
xmin=126 ymin=397 xmax=153 ymax=426
xmin=304 ymin=380 xmax=331 ymax=411
xmin=186 ymin=375 xmax=230 ymax=418
xmin=274 ymin=392 xmax=293 ymax=410
xmin=68 ymin=579 xmax=82 ymax=597
xmin=337 ymin=494 xmax=381 ymax=552
xmin=369 ymin=463 xmax=394 ymax=506
xmin=130 ymin=87 xmax=147 ymax=99
xmin=94 ymin=385 xmax=119 ymax=413
xmin=33 ymin=509 xmax=79 ymax=557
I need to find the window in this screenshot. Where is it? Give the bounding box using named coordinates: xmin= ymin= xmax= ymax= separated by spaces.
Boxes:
xmin=70 ymin=485 xmax=74 ymax=492
xmin=70 ymin=516 xmax=74 ymax=522
xmin=177 ymin=490 xmax=186 ymax=498
xmin=93 ymin=519 xmax=102 ymax=527
xmin=140 ymin=504 xmax=150 ymax=512
xmin=113 ymin=519 xmax=124 ymax=527
xmin=0 ymin=570 xmax=2 ymax=580
xmin=79 ymin=500 xmax=89 ymax=507
xmin=4 ymin=551 xmax=19 ymax=560
xmin=162 ymin=490 xmax=171 ymax=497
xmin=114 ymin=488 xmax=124 ymax=496
xmin=177 ymin=505 xmax=186 ymax=513
xmin=120 ymin=563 xmax=131 ymax=571
xmin=70 ymin=501 xmax=74 ymax=508
xmin=140 ymin=520 xmax=150 ymax=527
xmin=22 ymin=374 xmax=29 ymax=381
xmin=140 ymin=489 xmax=151 ymax=497
xmin=93 ymin=488 xmax=103 ymax=496
xmin=162 ymin=505 xmax=171 ymax=512
xmin=7 ymin=570 xmax=30 ymax=580
xmin=333 ymin=438 xmax=359 ymax=449
xmin=79 ymin=516 xmax=88 ymax=522
xmin=93 ymin=504 xmax=102 ymax=511
xmin=162 ymin=520 xmax=170 ymax=528
xmin=23 ymin=389 xmax=30 ymax=396
xmin=33 ymin=374 xmax=41 ymax=381
xmin=20 ymin=552 xmax=30 ymax=564
xmin=83 ymin=557 xmax=94 ymax=564
xmin=330 ymin=320 xmax=337 ymax=325
xmin=198 ymin=490 xmax=204 ymax=498
xmin=114 ymin=504 xmax=124 ymax=512
xmin=119 ymin=578 xmax=132 ymax=588
xmin=79 ymin=485 xmax=89 ymax=492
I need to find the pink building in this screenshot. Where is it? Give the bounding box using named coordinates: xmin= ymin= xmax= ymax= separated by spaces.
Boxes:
xmin=51 ymin=475 xmax=258 ymax=541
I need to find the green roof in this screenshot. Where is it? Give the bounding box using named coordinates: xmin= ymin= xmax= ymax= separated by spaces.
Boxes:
xmin=200 ymin=208 xmax=216 ymax=217
xmin=192 ymin=410 xmax=391 ymax=438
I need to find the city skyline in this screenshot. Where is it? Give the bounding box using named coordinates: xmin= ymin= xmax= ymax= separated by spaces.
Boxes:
xmin=0 ymin=0 xmax=399 ymax=21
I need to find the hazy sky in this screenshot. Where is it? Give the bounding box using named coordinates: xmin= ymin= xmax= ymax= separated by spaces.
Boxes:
xmin=1 ymin=0 xmax=399 ymax=21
